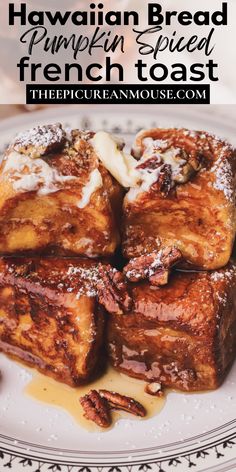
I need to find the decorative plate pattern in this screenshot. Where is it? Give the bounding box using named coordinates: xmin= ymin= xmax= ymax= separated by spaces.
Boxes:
xmin=0 ymin=106 xmax=236 ymax=472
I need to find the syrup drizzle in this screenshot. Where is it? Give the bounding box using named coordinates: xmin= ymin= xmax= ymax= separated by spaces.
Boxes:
xmin=25 ymin=366 xmax=165 ymax=432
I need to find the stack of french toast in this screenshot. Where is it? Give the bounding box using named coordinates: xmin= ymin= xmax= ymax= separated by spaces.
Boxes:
xmin=0 ymin=122 xmax=236 ymax=399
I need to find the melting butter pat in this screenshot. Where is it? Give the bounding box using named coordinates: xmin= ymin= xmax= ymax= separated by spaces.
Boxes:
xmin=92 ymin=131 xmax=140 ymax=188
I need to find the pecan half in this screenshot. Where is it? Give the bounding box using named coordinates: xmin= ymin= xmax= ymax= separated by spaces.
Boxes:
xmin=97 ymin=264 xmax=132 ymax=315
xmin=137 ymin=157 xmax=172 ymax=197
xmin=124 ymin=246 xmax=182 ymax=286
xmin=13 ymin=123 xmax=66 ymax=158
xmin=170 ymin=149 xmax=203 ymax=184
xmin=174 ymin=156 xmax=202 ymax=184
xmin=99 ymin=390 xmax=146 ymax=417
xmin=80 ymin=390 xmax=111 ymax=428
xmin=152 ymin=164 xmax=172 ymax=196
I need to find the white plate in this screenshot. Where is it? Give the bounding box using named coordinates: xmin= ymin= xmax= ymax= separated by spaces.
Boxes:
xmin=0 ymin=105 xmax=236 ymax=472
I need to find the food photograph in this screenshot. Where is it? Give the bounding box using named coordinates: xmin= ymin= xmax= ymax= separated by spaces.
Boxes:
xmin=0 ymin=104 xmax=235 ymax=472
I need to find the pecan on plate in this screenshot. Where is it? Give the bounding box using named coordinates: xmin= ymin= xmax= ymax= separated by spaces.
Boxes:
xmin=13 ymin=123 xmax=67 ymax=158
xmin=97 ymin=264 xmax=132 ymax=315
xmin=124 ymin=246 xmax=182 ymax=286
xmin=99 ymin=390 xmax=146 ymax=417
xmin=173 ymin=150 xmax=203 ymax=184
xmin=145 ymin=382 xmax=164 ymax=397
xmin=80 ymin=390 xmax=111 ymax=428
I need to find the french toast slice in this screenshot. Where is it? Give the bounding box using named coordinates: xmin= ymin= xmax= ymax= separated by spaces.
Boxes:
xmin=0 ymin=257 xmax=106 ymax=386
xmin=123 ymin=128 xmax=236 ymax=270
xmin=108 ymin=262 xmax=236 ymax=391
xmin=0 ymin=125 xmax=123 ymax=257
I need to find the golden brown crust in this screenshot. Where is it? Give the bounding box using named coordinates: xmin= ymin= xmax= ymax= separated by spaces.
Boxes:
xmin=0 ymin=257 xmax=106 ymax=386
xmin=107 ymin=262 xmax=236 ymax=391
xmin=124 ymin=128 xmax=236 ymax=270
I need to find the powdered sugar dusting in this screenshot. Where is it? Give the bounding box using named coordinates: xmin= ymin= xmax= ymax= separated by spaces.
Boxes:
xmin=183 ymin=130 xmax=235 ymax=203
xmin=147 ymin=252 xmax=162 ymax=277
xmin=67 ymin=265 xmax=100 ymax=298
xmin=216 ymin=292 xmax=228 ymax=306
xmin=130 ymin=128 xmax=235 ymax=203
xmin=2 ymin=124 xmax=104 ymax=201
